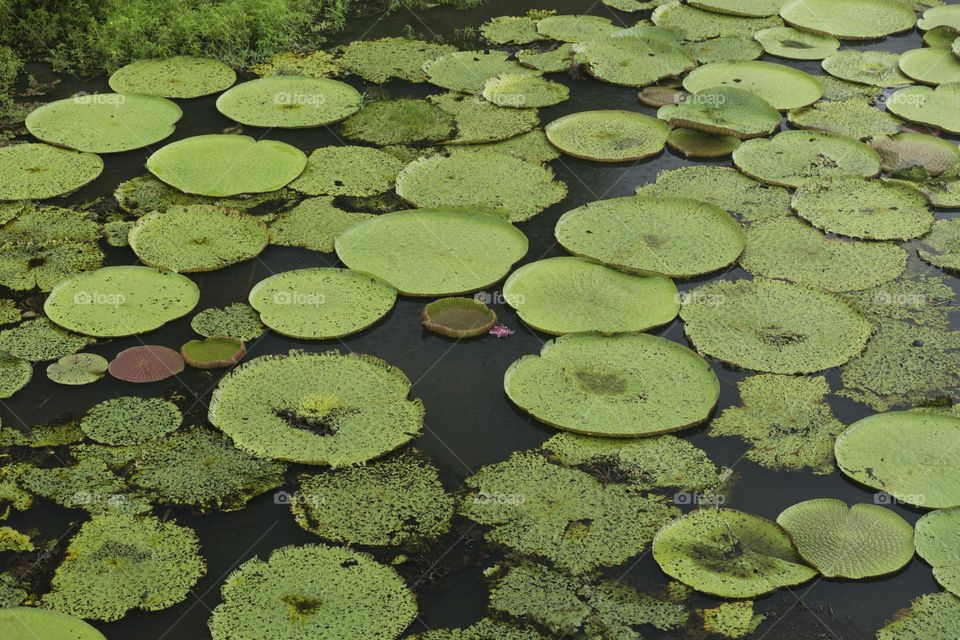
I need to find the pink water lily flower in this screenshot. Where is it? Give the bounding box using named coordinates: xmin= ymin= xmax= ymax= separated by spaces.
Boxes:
xmin=489 ymin=324 xmax=514 ymax=339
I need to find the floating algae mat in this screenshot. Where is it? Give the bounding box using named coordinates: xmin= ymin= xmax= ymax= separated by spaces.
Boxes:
xmin=4 ymin=1 xmax=959 ymax=637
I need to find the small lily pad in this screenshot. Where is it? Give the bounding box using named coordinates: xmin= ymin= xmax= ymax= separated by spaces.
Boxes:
xmin=181 ymin=337 xmax=246 ymax=369
xmin=915 ymin=507 xmax=960 ymax=596
xmin=821 ymin=50 xmax=911 ymax=87
xmin=754 ymin=26 xmax=839 ymax=60
xmin=683 ymin=36 xmax=763 ymax=63
xmin=780 ymin=0 xmax=916 ymax=40
xmin=919 ymin=218 xmax=960 ymax=272
xmin=108 ymin=56 xmax=236 ymax=98
xmin=0 ymin=143 xmax=103 ymax=201
xmin=573 ymin=30 xmax=697 ymax=87
xmin=0 ymin=318 xmax=87 ymax=362
xmin=667 ymin=128 xmax=741 ymax=157
xmin=289 ymin=145 xmax=403 ymax=197
xmin=482 ymin=73 xmax=568 ymax=108
xmin=108 ymin=345 xmax=185 ymax=383
xmin=733 ymin=130 xmax=881 ymax=187
xmin=191 ymin=303 xmax=265 ymax=341
xmin=216 ymin=76 xmax=361 ymax=127
xmin=46 ymin=353 xmax=107 ymax=386
xmin=658 ymin=86 xmax=780 ymax=139
xmin=425 ymin=50 xmax=537 ymax=94
xmin=899 ymin=47 xmax=960 ymax=85
xmin=0 ymin=353 xmax=31 ymax=398
xmin=546 ymin=110 xmax=669 ymax=162
xmin=80 ymin=396 xmax=182 ymax=445
xmin=683 ymin=61 xmax=823 ymax=110
xmin=421 ymin=297 xmax=496 ymax=338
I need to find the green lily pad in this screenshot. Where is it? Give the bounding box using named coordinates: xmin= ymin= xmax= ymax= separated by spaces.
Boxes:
xmin=740 ymin=216 xmax=907 ymax=292
xmin=702 ymin=602 xmax=765 ymax=639
xmin=919 ymin=218 xmax=960 ymax=272
xmin=792 ymin=176 xmax=933 ymax=240
xmin=683 ymin=61 xmax=822 ymax=110
xmin=658 ymin=86 xmax=780 ymax=139
xmin=667 ymin=128 xmax=742 ymax=157
xmin=468 ymin=129 xmax=560 ymax=163
xmin=504 ymin=333 xmax=719 ymax=437
xmin=482 ymin=73 xmax=568 ymax=108
xmin=0 ymin=143 xmax=103 ymax=200
xmin=191 ymin=303 xmax=265 ymax=341
xmin=108 ymin=56 xmax=236 ymax=98
xmin=546 ymin=110 xmax=669 ymax=162
xmin=0 ymin=607 xmax=106 ymax=640
xmin=683 ymin=36 xmax=764 ymax=63
xmin=711 ymin=374 xmax=845 ymax=474
xmin=887 ymin=83 xmax=960 ymax=134
xmin=573 ymin=30 xmax=697 ymax=87
xmin=821 ymin=50 xmax=911 ymax=87
xmin=80 ymin=396 xmax=182 ymax=445
xmin=26 ymin=93 xmax=181 ymax=153
xmin=181 ymin=337 xmax=246 ymax=369
xmin=537 ymin=14 xmax=618 ymax=42
xmin=877 ymin=592 xmax=960 ymax=640
xmin=925 ymin=25 xmax=958 ymax=47
xmin=787 ymin=98 xmax=903 ymax=141
xmin=248 ymin=267 xmax=396 ymax=339
xmin=209 ymin=544 xmax=416 ymax=640
xmin=733 ymin=130 xmax=881 ymax=187
xmin=394 ymin=150 xmax=566 ymax=222
xmin=0 ymin=353 xmax=31 ymax=398
xmin=690 ymin=0 xmax=784 ymax=16
xmin=480 ymin=15 xmax=544 ymax=45
xmin=147 ymin=134 xmax=307 ymax=197
xmin=0 ymin=318 xmax=87 ymax=362
xmin=753 ymin=26 xmax=839 ymax=60
xmin=42 ymin=513 xmax=205 ymax=621
xmin=818 ymin=75 xmax=885 ymax=102
xmin=293 ymin=451 xmax=453 ymax=547
xmin=11 ymin=456 xmax=145 ymax=514
xmin=208 ymin=350 xmax=424 ymax=467
xmin=502 ymin=256 xmax=679 ymax=335
xmin=516 ymin=44 xmax=575 ymax=73
xmin=424 ymin=50 xmax=537 ymax=94
xmin=340 ymin=98 xmax=454 ymax=145
xmin=268 ymin=196 xmax=373 ymax=253
xmin=429 ymin=92 xmax=538 ymax=144
xmin=44 ymin=266 xmax=200 ymax=338
xmin=777 ymin=499 xmax=914 ymax=578
xmin=128 ymin=205 xmax=268 ymax=272
xmin=252 ymin=49 xmax=341 ymax=78
xmin=115 ymin=174 xmax=298 ymax=217
xmin=835 ymin=411 xmax=960 ymax=508
xmin=216 ymin=76 xmax=361 ymax=127
xmin=555 ymin=195 xmax=745 ymax=278
xmin=680 ymin=278 xmax=873 ymax=373
xmin=900 ymin=48 xmax=960 ymax=85
xmin=289 ymin=145 xmax=403 ymax=197
xmin=421 ymin=297 xmax=496 ymax=338
xmin=780 ymin=0 xmax=916 ymax=39
xmin=652 ymin=2 xmax=783 ymax=40
xmin=918 ymin=4 xmax=960 ymax=31
xmin=410 ymin=619 xmax=549 ymax=640
xmin=340 ymin=37 xmax=456 ymax=84
xmin=915 ymin=507 xmax=960 ymax=596
xmin=0 ymin=235 xmax=103 ymax=293
xmin=871 ymin=132 xmax=960 ymax=175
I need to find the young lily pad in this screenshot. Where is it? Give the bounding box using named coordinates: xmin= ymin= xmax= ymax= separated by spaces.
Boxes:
xmin=108 ymin=56 xmax=236 ymax=98
xmin=46 ymin=353 xmax=108 ymax=386
xmin=248 ymin=267 xmax=396 ymax=339
xmin=480 ymin=15 xmax=544 ymax=45
xmin=917 ymin=4 xmax=960 ymax=31
xmin=80 ymin=396 xmax=182 ymax=445
xmin=502 ymin=256 xmax=679 ymax=335
xmin=288 ymin=145 xmax=404 ymax=197
xmin=537 ymin=14 xmax=618 ymax=42
xmin=680 ymin=278 xmax=873 ymax=373
xmin=886 ymin=83 xmax=960 ymax=134
xmin=504 ymin=333 xmax=719 ymax=437
xmin=777 ymin=499 xmax=915 ymax=578
xmin=516 ymin=43 xmax=575 ymax=73
xmin=0 ymin=607 xmax=106 ymax=640
xmin=555 ymin=195 xmax=745 ymax=278
xmin=463 ymin=452 xmax=679 ymax=573
xmin=702 ymin=601 xmax=764 ymax=639
xmin=191 ymin=303 xmax=265 ymax=341
xmin=711 ymin=374 xmax=845 ymax=474
xmin=821 ymin=50 xmax=911 ymax=87
xmin=421 ymin=297 xmax=496 ymax=338
xmin=733 ymin=130 xmax=881 ymax=187
xmin=42 ymin=513 xmax=205 ymax=621
xmin=573 ymin=30 xmax=697 ymax=87
xmin=253 ymin=49 xmax=341 ymax=78
xmin=340 ymin=98 xmax=454 ymax=145
xmin=424 ymin=50 xmax=538 ymax=94
xmin=690 ymin=0 xmax=784 ymax=16
xmin=919 ymin=218 xmax=960 ymax=272
xmin=268 ymin=196 xmax=373 ymax=253
xmin=181 ymin=337 xmax=246 ymax=369
xmin=26 ymin=93 xmax=181 ymax=153
xmin=208 ymin=350 xmax=424 ymax=467
xmin=639 ymin=85 xmax=686 ymax=107
xmin=394 ymin=151 xmax=566 ymax=222
xmin=899 ymin=47 xmax=960 ymax=85
xmin=0 ymin=143 xmax=103 ymax=200
xmin=915 ymin=508 xmax=960 ymax=596
xmin=652 ymin=2 xmax=783 ymax=40
xmin=667 ymin=128 xmax=741 ymax=157
xmin=876 ymin=592 xmax=960 ymax=640
xmin=683 ymin=61 xmax=823 ymax=110
xmin=128 ymin=205 xmax=268 ymax=272
xmin=0 ymin=318 xmax=87 ymax=362
xmin=0 ymin=353 xmax=31 ymax=398
xmin=792 ymin=176 xmax=933 ymax=240
xmin=546 ymin=110 xmax=669 ymax=162
xmin=788 ymin=98 xmax=903 ymax=141
xmin=44 ymin=266 xmax=199 ymax=338
xmin=339 ymin=37 xmax=456 ymax=84
xmin=653 ymin=508 xmax=816 ymax=598
xmin=482 ymin=73 xmax=568 ymax=108
xmin=108 ymin=345 xmax=185 ymax=383
xmin=780 ymin=0 xmax=916 ymax=40
xmin=216 ymin=76 xmax=361 ymax=128
xmin=658 ymin=86 xmax=780 ymax=139
xmin=429 ymin=92 xmax=538 ymax=144
xmin=635 ymin=166 xmax=792 ymax=221
xmin=147 ymin=134 xmax=306 ymax=197
xmin=208 ymin=544 xmax=416 ymax=640
xmin=835 ymin=411 xmax=960 ymax=508
xmin=740 ymin=216 xmax=907 ymax=292
xmin=753 ymin=26 xmax=839 ymax=60
xmin=293 ymin=451 xmax=453 ymax=547
xmin=871 ymin=132 xmax=960 ymax=175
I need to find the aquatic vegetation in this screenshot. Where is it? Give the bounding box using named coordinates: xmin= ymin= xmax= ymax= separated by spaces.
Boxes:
xmin=42 ymin=513 xmax=205 ymax=621
xmin=181 ymin=337 xmax=246 ymax=369
xmin=108 ymin=56 xmax=236 ymax=98
xmin=467 ymin=129 xmax=559 ymax=163
xmin=683 ymin=60 xmax=822 ymax=110
xmin=11 ymin=457 xmax=145 ymax=514
xmin=490 ymin=324 xmax=514 ymax=338
xmin=886 ymin=83 xmax=960 ymax=134
xmin=480 ymin=14 xmax=544 ymax=45
xmin=268 ymin=197 xmax=372 ymax=253
xmin=421 ymin=297 xmax=496 ymax=338
xmin=0 ymin=354 xmax=32 ymax=398
xmin=780 ymin=0 xmax=916 ymax=39
xmin=652 ymin=508 xmax=817 ymax=598
xmin=821 ymin=50 xmax=910 ymax=87
xmin=0 ymin=607 xmax=106 ymax=640
xmin=482 ymin=73 xmax=568 ymax=108
xmin=107 ymin=345 xmax=185 ymax=383
xmin=191 ymin=303 xmax=266 ymax=341
xmin=80 ymin=396 xmax=182 ymax=445
xmin=0 ymin=318 xmax=87 ymax=362
xmin=919 ymin=219 xmax=960 ymax=273
xmin=293 ymin=451 xmax=453 ymax=546
xmin=573 ymin=30 xmax=697 ymax=87
xmin=817 ymin=75 xmax=884 ymax=102
xmin=684 ymin=36 xmax=763 ymax=64
xmin=128 ymin=205 xmax=269 ymax=272
xmin=147 ymin=134 xmax=307 ymax=197
xmin=787 ymin=98 xmax=903 ymax=141
xmin=536 ymin=14 xmax=617 ymax=41
xmin=410 ymin=618 xmax=548 ymax=640
xmin=425 ymin=50 xmax=537 ymax=94
xmin=915 ymin=508 xmax=960 ymax=596
xmin=45 ymin=353 xmax=107 ymax=386
xmin=546 ymin=110 xmax=669 ymax=162
xmin=44 ymin=266 xmax=199 ymax=338
xmin=701 ymin=601 xmax=764 ymax=639
xmin=753 ymin=26 xmax=839 ymax=60
xmin=102 ymin=220 xmax=133 ymax=247
xmin=658 ymin=87 xmax=779 ymax=139
xmin=216 ymin=76 xmax=361 ymax=128
xmin=667 ymin=128 xmax=741 ymax=157
xmin=504 ymin=333 xmax=719 ymax=437
xmin=463 ymin=452 xmax=680 ymax=573
xmin=208 ymin=350 xmax=423 ymax=466
xmin=876 ymin=592 xmax=960 ymax=640
xmin=340 ymin=98 xmax=454 ymax=145
xmin=339 ymin=37 xmax=456 ymax=84
xmin=924 ymin=25 xmax=958 ymax=47
xmin=777 ymin=499 xmax=914 ymax=579
xmin=253 ymin=49 xmax=341 ymax=78
xmin=0 ymin=143 xmax=103 ymax=200
xmin=429 ymin=92 xmax=538 ymax=144
xmin=516 ymin=44 xmax=575 ymax=73
xmin=248 ymin=268 xmax=397 ymax=339
xmin=689 ymin=0 xmax=783 ymax=16
xmin=0 ymin=526 xmax=32 ymax=552
xmin=0 ymin=421 xmax=85 ymax=447
xmin=710 ymin=374 xmax=846 ymax=474
xmin=899 ymin=47 xmax=960 ymax=85
xmin=289 ymin=146 xmax=403 ymax=197
xmin=870 ymin=132 xmax=960 ymax=176
xmin=114 ymin=175 xmax=298 ymax=217
xmin=652 ymin=1 xmax=783 ymax=40
xmin=917 ymin=3 xmax=960 ymax=30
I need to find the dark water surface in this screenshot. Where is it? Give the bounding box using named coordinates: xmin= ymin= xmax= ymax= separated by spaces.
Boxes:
xmin=4 ymin=1 xmax=958 ymax=638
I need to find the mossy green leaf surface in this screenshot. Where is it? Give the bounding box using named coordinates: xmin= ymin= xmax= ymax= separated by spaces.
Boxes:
xmin=652 ymin=508 xmax=816 ymax=598
xmin=216 ymin=76 xmax=361 ymax=127
xmin=425 ymin=50 xmax=538 ymax=94
xmin=652 ymin=2 xmax=783 ymax=41
xmin=268 ymin=196 xmax=373 ymax=253
xmin=0 ymin=526 xmax=32 ymax=552
xmin=252 ymin=50 xmax=342 ymax=79
xmin=516 ymin=44 xmax=575 ymax=73
xmin=0 ymin=243 xmax=104 ymax=293
xmin=573 ymin=31 xmax=697 ymax=87
xmin=504 ymin=333 xmax=719 ymax=437
xmin=754 ymin=26 xmax=839 ymax=60
xmin=821 ymin=50 xmax=911 ymax=87
xmin=80 ymin=396 xmax=182 ymax=445
xmin=108 ymin=56 xmax=236 ymax=98
xmin=480 ymin=15 xmax=544 ymax=45
xmin=899 ymin=47 xmax=960 ymax=85
xmin=340 ymin=37 xmax=456 ymax=84
xmin=46 ymin=353 xmax=107 ymax=386
xmin=537 ymin=15 xmax=618 ymax=41
xmin=0 ymin=318 xmax=87 ymax=362
xmin=0 ymin=143 xmax=103 ymax=201
xmin=208 ymin=350 xmax=423 ymax=467
xmin=115 ymin=174 xmax=297 ymax=217
xmin=340 ymin=98 xmax=454 ymax=146
xmin=702 ymin=601 xmax=764 ymax=639
xmin=44 ymin=266 xmax=200 ymax=338
xmin=787 ymin=98 xmax=903 ymax=141
xmin=658 ymin=87 xmax=779 ymax=139
xmin=191 ymin=303 xmax=265 ymax=341
xmin=467 ymin=129 xmax=560 ymax=163
xmin=818 ymin=75 xmax=884 ymax=102
xmin=886 ymin=83 xmax=960 ymax=134
xmin=919 ymin=218 xmax=960 ymax=272
xmin=682 ymin=60 xmax=822 ymax=110
xmin=11 ymin=457 xmax=145 ymax=514
xmin=683 ymin=36 xmax=763 ymax=64
xmin=780 ymin=0 xmax=916 ymax=39
xmin=248 ymin=267 xmax=396 ymax=339
xmin=924 ymin=25 xmax=958 ymax=47
xmin=482 ymin=73 xmax=568 ymax=108
xmin=288 ymin=146 xmax=403 ymax=197
xmin=0 ymin=607 xmax=106 ymax=640
xmin=411 ymin=618 xmax=548 ymax=640
xmin=429 ymin=92 xmax=538 ymax=144
xmin=876 ymin=592 xmax=960 ymax=640
xmin=0 ymin=575 xmax=27 ymax=608
xmin=546 ymin=110 xmax=669 ymax=162
xmin=917 ymin=4 xmax=960 ymax=31
xmin=915 ymin=507 xmax=960 ymax=596
xmin=0 ymin=354 xmax=32 ymax=398
xmin=733 ymin=131 xmax=881 ymax=188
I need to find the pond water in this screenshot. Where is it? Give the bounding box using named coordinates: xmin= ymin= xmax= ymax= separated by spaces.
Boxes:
xmin=3 ymin=0 xmax=958 ymax=638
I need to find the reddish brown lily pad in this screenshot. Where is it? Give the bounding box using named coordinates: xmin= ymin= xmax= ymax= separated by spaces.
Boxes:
xmin=108 ymin=345 xmax=184 ymax=383
xmin=181 ymin=337 xmax=246 ymax=369
xmin=422 ymin=297 xmax=497 ymax=338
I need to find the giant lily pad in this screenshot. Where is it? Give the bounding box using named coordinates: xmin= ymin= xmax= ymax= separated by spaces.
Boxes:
xmin=779 ymin=0 xmax=916 ymax=40
xmin=482 ymin=73 xmax=568 ymax=108
xmin=208 ymin=544 xmax=416 ymax=640
xmin=652 ymin=508 xmax=816 ymax=597
xmin=429 ymin=92 xmax=538 ymax=144
xmin=652 ymin=2 xmax=783 ymax=40
xmin=667 ymin=128 xmax=741 ymax=157
xmin=899 ymin=48 xmax=960 ymax=85
xmin=733 ymin=130 xmax=881 ymax=187
xmin=0 ymin=143 xmax=103 ymax=201
xmin=917 ymin=4 xmax=960 ymax=31
xmin=835 ymin=411 xmax=960 ymax=508
xmin=573 ymin=30 xmax=697 ymax=88
xmin=821 ymin=50 xmax=910 ymax=88
xmin=690 ymin=0 xmax=784 ymax=16
xmin=80 ymin=396 xmax=182 ymax=445
xmin=517 ymin=44 xmax=576 ymax=73
xmin=268 ymin=196 xmax=373 ymax=253
xmin=108 ymin=56 xmax=236 ymax=98
xmin=919 ymin=218 xmax=960 ymax=272
xmin=776 ymin=499 xmax=915 ymax=578
xmin=0 ymin=318 xmax=87 ymax=362
xmin=683 ymin=35 xmax=764 ymax=64
xmin=680 ymin=278 xmax=873 ymax=373
xmin=44 ymin=266 xmax=199 ymax=338
xmin=26 ymin=93 xmax=181 ymax=153
xmin=545 ymin=110 xmax=669 ymax=162
xmin=288 ymin=146 xmax=403 ymax=197
xmin=886 ymin=83 xmax=960 ymax=134
xmin=876 ymin=592 xmax=960 ymax=640
xmin=657 ymin=86 xmax=780 ymax=139
xmin=504 ymin=333 xmax=719 ymax=437
xmin=0 ymin=607 xmax=106 ymax=640
xmin=208 ymin=350 xmax=424 ymax=467
xmin=146 ymin=134 xmax=306 ymax=197
xmin=870 ymin=132 xmax=960 ymax=176
xmin=754 ymin=26 xmax=839 ymax=60
xmin=480 ymin=15 xmax=544 ymax=45
xmin=424 ymin=50 xmax=537 ymax=94
xmin=537 ymin=15 xmax=618 ymax=41
xmin=915 ymin=508 xmax=960 ymax=596
xmin=683 ymin=61 xmax=822 ymax=110
xmin=216 ymin=76 xmax=361 ymax=127
xmin=502 ymin=256 xmax=679 ymax=335
xmin=248 ymin=268 xmax=396 ymax=339
xmin=339 ymin=37 xmax=456 ymax=84
xmin=340 ymin=98 xmax=454 ymax=146
xmin=788 ymin=98 xmax=903 ymax=141
xmin=555 ymin=195 xmax=745 ymax=278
